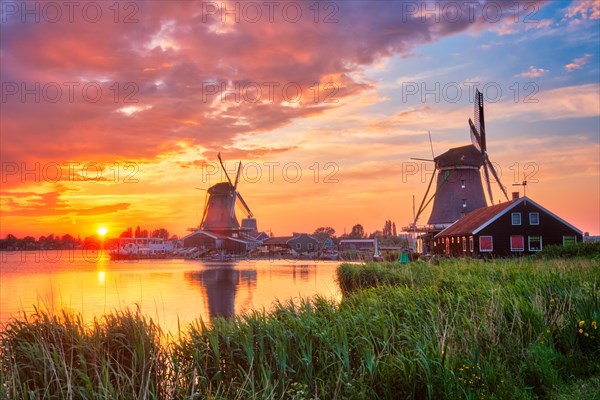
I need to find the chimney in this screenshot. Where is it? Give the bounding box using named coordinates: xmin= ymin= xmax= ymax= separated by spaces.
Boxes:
xmin=512 ymin=192 xmax=520 ymax=200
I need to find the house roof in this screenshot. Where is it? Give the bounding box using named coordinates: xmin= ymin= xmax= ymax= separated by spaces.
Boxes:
xmin=435 ymin=196 xmax=582 ymax=238
xmin=263 ymin=236 xmax=294 ymax=245
xmin=182 ymin=230 xmax=221 ymax=241
xmin=263 ymin=234 xmax=318 ymax=245
xmin=339 ymin=239 xmax=374 ymax=244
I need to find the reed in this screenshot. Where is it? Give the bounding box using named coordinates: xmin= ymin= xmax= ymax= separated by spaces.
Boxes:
xmin=1 ymin=258 xmax=598 ymax=399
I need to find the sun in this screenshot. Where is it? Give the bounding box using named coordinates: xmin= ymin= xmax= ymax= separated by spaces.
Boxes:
xmin=97 ymin=227 xmax=108 ymax=237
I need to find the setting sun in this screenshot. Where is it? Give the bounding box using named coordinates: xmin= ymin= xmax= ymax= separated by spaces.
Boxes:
xmin=97 ymin=227 xmax=108 ymax=237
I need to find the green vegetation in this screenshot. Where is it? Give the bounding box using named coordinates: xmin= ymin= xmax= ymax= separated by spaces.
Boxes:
xmin=2 ymin=258 xmax=599 ymax=399
xmin=536 ymin=242 xmax=600 ymax=259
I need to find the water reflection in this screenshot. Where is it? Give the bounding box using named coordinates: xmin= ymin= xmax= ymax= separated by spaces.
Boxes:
xmin=1 ymin=252 xmax=341 ymax=334
xmin=186 ymin=265 xmax=257 ymax=318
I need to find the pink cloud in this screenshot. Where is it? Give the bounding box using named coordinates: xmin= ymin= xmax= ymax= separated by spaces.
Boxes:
xmin=1 ymin=0 xmax=548 ymax=165
xmin=565 ymin=54 xmax=593 ymax=71
xmin=565 ymin=0 xmax=600 ymax=24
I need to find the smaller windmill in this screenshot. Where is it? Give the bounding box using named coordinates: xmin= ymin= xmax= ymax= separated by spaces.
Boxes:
xmin=200 ymin=153 xmax=256 ymax=235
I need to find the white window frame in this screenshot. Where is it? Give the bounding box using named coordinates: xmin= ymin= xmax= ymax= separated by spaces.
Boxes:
xmin=510 ymin=235 xmax=524 ymax=252
xmin=529 ymin=212 xmax=539 ymax=225
xmin=462 ymin=199 xmax=467 ymax=208
xmin=562 ymin=235 xmax=577 ymax=246
xmin=469 ymin=236 xmax=474 ymax=252
xmin=461 ymin=179 xmax=466 ymax=189
xmin=479 ymin=236 xmax=493 ymax=252
xmin=511 ymin=213 xmax=521 ymax=226
xmin=462 ymin=237 xmax=466 ymax=252
xmin=295 ymin=243 xmax=301 ymax=250
xmin=528 ymin=235 xmax=542 ymax=252
xmin=308 ymin=243 xmax=314 ymax=250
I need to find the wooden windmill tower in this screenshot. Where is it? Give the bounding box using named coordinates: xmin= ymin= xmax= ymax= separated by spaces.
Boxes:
xmin=200 ymin=153 xmax=257 ymax=236
xmin=406 ymin=90 xmax=508 ymax=252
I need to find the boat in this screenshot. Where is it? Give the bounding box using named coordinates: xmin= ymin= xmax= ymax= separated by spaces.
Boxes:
xmin=110 ymin=237 xmax=173 ymax=260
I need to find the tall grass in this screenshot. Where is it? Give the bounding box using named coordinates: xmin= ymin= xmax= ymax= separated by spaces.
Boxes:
xmin=2 ymin=258 xmax=599 ymax=399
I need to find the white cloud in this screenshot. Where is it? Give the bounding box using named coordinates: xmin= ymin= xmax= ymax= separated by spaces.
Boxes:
xmin=515 ymin=66 xmax=549 ymax=78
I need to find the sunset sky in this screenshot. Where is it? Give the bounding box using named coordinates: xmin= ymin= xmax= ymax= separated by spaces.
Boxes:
xmin=1 ymin=0 xmax=599 ymax=239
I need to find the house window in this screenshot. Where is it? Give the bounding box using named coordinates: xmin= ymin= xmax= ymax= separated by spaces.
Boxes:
xmin=511 ymin=213 xmax=521 ymax=225
xmin=479 ymin=236 xmax=493 ymax=252
xmin=510 ymin=235 xmax=524 ymax=251
xmin=469 ymin=236 xmax=474 ymax=252
xmin=528 ymin=235 xmax=542 ymax=251
xmin=460 ymin=212 xmax=465 ymax=219
xmin=295 ymin=243 xmax=301 ymax=250
xmin=308 ymin=243 xmax=314 ymax=250
xmin=461 ymin=179 xmax=466 ymax=189
xmin=445 ymin=238 xmax=450 ymax=254
xmin=451 ymin=237 xmax=454 ymax=244
xmin=563 ymin=236 xmax=577 ymax=246
xmin=529 ymin=212 xmax=539 ymax=225
xmin=462 ymin=199 xmax=467 ymax=208
xmin=462 ymin=237 xmax=466 ymax=252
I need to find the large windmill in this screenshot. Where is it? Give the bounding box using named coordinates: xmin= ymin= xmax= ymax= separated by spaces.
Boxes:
xmin=200 ymin=153 xmax=257 ymax=236
xmin=407 ymin=89 xmax=508 ymax=250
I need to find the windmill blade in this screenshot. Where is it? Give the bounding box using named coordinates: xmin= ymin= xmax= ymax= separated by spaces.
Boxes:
xmin=230 ymin=191 xmax=238 ymax=218
xmin=428 ymin=130 xmax=435 ymax=159
xmin=468 ymin=118 xmax=482 ymax=152
xmin=236 ymin=192 xmax=253 ymax=218
xmin=200 ymin=190 xmax=210 ymax=228
xmin=482 ymin=161 xmax=494 ymax=205
xmin=485 ymin=158 xmax=509 ymax=200
xmin=414 ymin=168 xmax=437 ymax=224
xmin=234 ymin=162 xmax=242 ymax=189
xmin=217 ymin=152 xmax=234 ymax=187
xmin=474 ymin=89 xmax=487 ymax=151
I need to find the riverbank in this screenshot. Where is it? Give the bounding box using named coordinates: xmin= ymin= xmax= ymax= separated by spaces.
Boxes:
xmin=1 ymin=257 xmax=598 ymax=399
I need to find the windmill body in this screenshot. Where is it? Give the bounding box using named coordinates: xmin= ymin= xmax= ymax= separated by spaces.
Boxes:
xmin=427 ymin=144 xmax=488 ymax=226
xmin=202 ymin=182 xmax=241 ymax=234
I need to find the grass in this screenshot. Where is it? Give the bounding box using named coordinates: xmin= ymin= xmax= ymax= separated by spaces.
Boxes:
xmin=1 ymin=258 xmax=599 ymax=399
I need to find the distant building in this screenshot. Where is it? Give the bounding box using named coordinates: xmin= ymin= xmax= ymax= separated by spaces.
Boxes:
xmin=263 ymin=234 xmax=318 ymax=254
xmin=433 ymin=196 xmax=582 ymax=257
xmin=182 ymin=230 xmax=261 ymax=254
xmin=338 ymin=239 xmax=375 ymax=251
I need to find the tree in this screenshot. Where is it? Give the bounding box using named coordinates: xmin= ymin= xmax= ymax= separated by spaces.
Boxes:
xmin=314 ymin=226 xmax=335 ymax=237
xmin=349 ymin=224 xmax=365 ymax=239
xmin=313 ymin=226 xmax=336 ymax=243
xmin=4 ymin=234 xmax=17 ymax=248
xmin=120 ymin=227 xmax=133 ymax=238
xmin=152 ymin=228 xmax=169 ymax=239
xmin=134 ymin=225 xmax=141 ymax=238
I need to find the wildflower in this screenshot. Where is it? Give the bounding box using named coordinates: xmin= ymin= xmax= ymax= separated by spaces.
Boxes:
xmin=584 ymin=333 xmax=589 ymax=337
xmin=592 ymin=321 xmax=597 ymax=330
xmin=579 ymin=320 xmax=585 ymax=327
xmin=578 ymin=329 xmax=583 ymax=334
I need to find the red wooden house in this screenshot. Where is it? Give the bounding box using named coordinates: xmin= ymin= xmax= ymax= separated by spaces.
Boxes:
xmin=433 ymin=195 xmax=582 ymax=257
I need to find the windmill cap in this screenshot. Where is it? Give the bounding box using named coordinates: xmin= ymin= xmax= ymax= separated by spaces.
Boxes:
xmin=435 ymin=144 xmax=483 ymax=168
xmin=208 ymin=182 xmax=235 ymax=194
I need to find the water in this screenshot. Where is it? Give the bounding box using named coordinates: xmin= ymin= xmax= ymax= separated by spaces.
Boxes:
xmin=0 ymin=251 xmax=342 ymax=333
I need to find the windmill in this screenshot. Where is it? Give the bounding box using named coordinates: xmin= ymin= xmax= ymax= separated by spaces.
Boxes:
xmin=200 ymin=153 xmax=257 ymax=235
xmin=408 ymin=89 xmax=509 ymax=242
